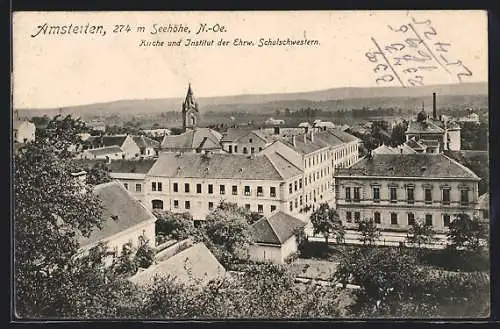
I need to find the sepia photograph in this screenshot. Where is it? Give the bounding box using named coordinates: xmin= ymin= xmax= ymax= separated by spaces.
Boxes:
xmin=12 ymin=10 xmax=490 ymax=320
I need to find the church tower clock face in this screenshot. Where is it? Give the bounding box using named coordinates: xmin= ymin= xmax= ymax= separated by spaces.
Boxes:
xmin=182 ymin=83 xmax=200 ymax=131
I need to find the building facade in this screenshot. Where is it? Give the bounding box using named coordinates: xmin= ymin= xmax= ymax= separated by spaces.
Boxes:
xmin=335 ymin=153 xmax=480 ymax=233
xmin=143 ymin=152 xmax=304 ymax=220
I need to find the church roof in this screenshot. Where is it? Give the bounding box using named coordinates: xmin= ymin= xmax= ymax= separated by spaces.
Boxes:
xmin=183 ymin=83 xmax=198 ymax=111
xmin=160 ymin=128 xmax=222 ymax=151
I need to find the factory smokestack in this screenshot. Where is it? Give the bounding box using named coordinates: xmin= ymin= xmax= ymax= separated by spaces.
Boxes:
xmin=432 ymin=92 xmax=437 ymax=120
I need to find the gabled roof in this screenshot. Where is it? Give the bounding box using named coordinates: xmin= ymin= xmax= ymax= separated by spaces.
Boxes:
xmin=132 ymin=135 xmax=160 ymax=149
xmin=78 ymin=181 xmax=155 ymax=248
xmin=406 ymin=120 xmax=445 ymax=134
xmin=87 ymin=135 xmax=129 ymax=148
xmin=372 ymin=144 xmax=399 ymax=155
xmin=129 ymin=242 xmax=225 ymax=286
xmin=250 ymin=211 xmax=306 ymax=245
xmin=147 ymin=152 xmax=302 ymax=180
xmin=84 ymin=146 xmax=124 ymax=156
xmin=405 ymin=138 xmax=427 ymax=151
xmin=108 ymin=159 xmax=157 ymax=174
xmin=161 ymin=128 xmax=222 ymax=150
xmin=336 ymin=153 xmax=480 ymax=180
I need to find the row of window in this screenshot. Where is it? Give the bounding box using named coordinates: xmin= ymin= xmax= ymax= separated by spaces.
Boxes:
xmin=333 ymin=144 xmax=357 ymax=161
xmin=156 ymin=198 xmax=278 ymax=214
xmin=345 ymin=186 xmax=470 ymax=205
xmin=123 ymin=182 xmax=142 ymax=192
xmin=227 ymin=145 xmax=263 ymax=154
xmin=305 ymin=150 xmax=330 ymax=168
xmin=345 ymin=211 xmax=452 ymax=227
xmin=170 ymin=182 xmax=278 ymax=197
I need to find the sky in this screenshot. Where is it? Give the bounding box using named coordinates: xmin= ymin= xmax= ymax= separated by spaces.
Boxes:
xmin=13 ymin=10 xmax=487 ymax=109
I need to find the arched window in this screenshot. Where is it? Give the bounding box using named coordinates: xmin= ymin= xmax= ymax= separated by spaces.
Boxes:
xmin=152 ymin=199 xmax=164 ymax=210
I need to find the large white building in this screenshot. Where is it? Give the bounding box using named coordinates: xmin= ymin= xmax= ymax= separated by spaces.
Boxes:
xmin=334 ymin=153 xmax=480 ymax=233
xmin=143 ymin=152 xmax=304 ymax=220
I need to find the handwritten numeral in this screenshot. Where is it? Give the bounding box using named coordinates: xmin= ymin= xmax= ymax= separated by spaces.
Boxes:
xmin=373 ymin=63 xmax=388 ymax=73
xmin=405 ymin=38 xmax=422 ymax=48
xmin=384 ymin=43 xmax=405 ymax=53
xmin=376 ymin=74 xmax=394 ymax=85
xmin=387 ymin=24 xmax=409 ymax=33
xmin=434 ymin=42 xmax=451 ymax=52
xmin=423 ymin=27 xmax=437 ymax=40
xmin=411 ymin=17 xmax=432 ymax=25
xmin=408 ymin=75 xmax=424 ymax=86
xmin=457 ymin=65 xmax=473 ymax=82
xmin=365 ymin=51 xmax=381 ymax=63
xmin=403 ymin=68 xmax=418 ymax=74
xmin=417 ymin=50 xmax=432 ymax=61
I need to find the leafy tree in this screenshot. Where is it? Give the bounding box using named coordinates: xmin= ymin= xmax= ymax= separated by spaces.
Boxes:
xmin=447 ymin=213 xmax=488 ymax=252
xmin=134 ymin=236 xmax=155 ymax=269
xmin=389 ymin=121 xmax=408 ymax=147
xmin=153 ymin=210 xmax=197 ymax=241
xmin=111 ymin=242 xmax=138 ymax=277
xmin=417 ymin=110 xmax=427 ymax=122
xmin=335 ymin=247 xmax=424 ymax=317
xmin=292 ymin=226 xmax=308 ymax=256
xmin=310 ymin=203 xmax=345 ymax=245
xmin=201 ymin=203 xmax=254 ymax=265
xmin=406 ymin=218 xmax=438 ymax=249
xmin=14 ymin=117 xmax=105 ymax=317
xmin=85 ymin=161 xmax=112 ymax=186
xmin=358 ymin=218 xmax=381 ymax=246
xmin=36 ymin=114 xmax=90 ymax=158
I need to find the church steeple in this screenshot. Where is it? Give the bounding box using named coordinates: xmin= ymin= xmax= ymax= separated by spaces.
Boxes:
xmin=182 ymin=83 xmax=200 ymax=131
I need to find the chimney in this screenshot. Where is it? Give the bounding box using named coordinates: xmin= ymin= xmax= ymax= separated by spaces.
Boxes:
xmin=292 ymin=135 xmax=296 ymax=147
xmin=432 ymin=92 xmax=437 ymax=120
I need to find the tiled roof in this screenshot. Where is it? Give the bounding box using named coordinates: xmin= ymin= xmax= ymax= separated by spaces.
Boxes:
xmin=406 ymin=120 xmax=445 ymax=134
xmin=72 ymin=159 xmax=156 ymax=174
xmin=221 ymin=128 xmax=256 ymax=142
xmin=284 ymin=130 xmax=358 ymax=155
xmin=129 ymin=242 xmax=225 ymax=286
xmin=336 ymin=153 xmax=480 ymax=180
xmin=372 ymin=145 xmax=398 ymax=155
xmin=405 ymin=138 xmax=427 ymax=150
xmin=420 ymin=139 xmax=440 ymax=147
xmin=327 ymin=129 xmax=359 ymax=143
xmin=87 ymin=135 xmax=128 ymax=148
xmin=108 ymin=159 xmax=157 ymax=174
xmin=78 ymin=181 xmax=155 ymax=248
xmin=250 ymin=211 xmax=306 ymax=245
xmin=85 ymin=146 xmax=124 ymax=156
xmin=161 ymin=128 xmax=222 ymax=150
xmin=132 ymin=136 xmax=160 ymax=149
xmin=147 ymin=152 xmax=302 ymax=180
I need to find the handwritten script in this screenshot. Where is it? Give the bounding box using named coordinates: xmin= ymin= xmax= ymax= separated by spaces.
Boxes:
xmin=366 ymin=17 xmax=473 ymax=87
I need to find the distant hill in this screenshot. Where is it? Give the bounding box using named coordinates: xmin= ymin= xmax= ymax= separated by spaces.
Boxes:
xmin=16 ymin=82 xmax=487 ymax=118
